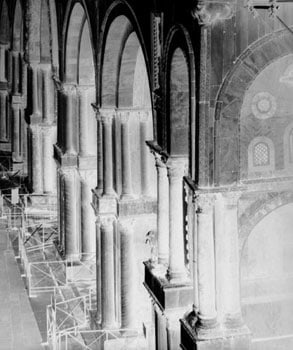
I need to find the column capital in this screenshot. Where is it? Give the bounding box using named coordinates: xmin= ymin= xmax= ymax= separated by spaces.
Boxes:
xmin=62 ymin=83 xmax=76 ymax=95
xmin=118 ymin=218 xmax=135 ymax=234
xmin=117 ymin=110 xmax=131 ymax=124
xmin=98 ymin=108 xmax=115 ymax=124
xmin=100 ymin=215 xmax=115 ymax=230
xmin=195 ymin=193 xmax=215 ymax=213
xmin=222 ymin=191 xmax=241 ymax=208
xmin=77 ymin=84 xmax=95 ymax=95
xmin=191 ymin=0 xmax=234 ymax=26
xmin=166 ymin=157 xmax=188 ymax=179
xmin=155 ymin=154 xmax=167 ymax=169
xmin=138 ymin=109 xmax=152 ymax=123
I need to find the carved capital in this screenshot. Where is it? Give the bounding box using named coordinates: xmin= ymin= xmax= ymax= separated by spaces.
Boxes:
xmin=222 ymin=191 xmax=241 ymax=209
xmin=138 ymin=109 xmax=151 ymax=123
xmin=118 ymin=110 xmax=131 ymax=124
xmin=195 ymin=193 xmax=215 ymax=213
xmin=100 ymin=215 xmax=115 ymax=230
xmin=62 ymin=83 xmax=76 ymax=95
xmin=166 ymin=158 xmax=188 ymax=179
xmin=99 ymin=108 xmax=115 ymax=124
xmin=192 ymin=1 xmax=234 ymax=26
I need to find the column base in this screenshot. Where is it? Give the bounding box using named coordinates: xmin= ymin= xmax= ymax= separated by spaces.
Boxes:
xmin=167 ymin=268 xmax=189 ymax=285
xmin=180 ymin=315 xmax=251 ymax=350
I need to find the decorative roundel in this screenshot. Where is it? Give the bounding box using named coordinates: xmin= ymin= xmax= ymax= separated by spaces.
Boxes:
xmin=251 ymin=92 xmax=277 ymax=120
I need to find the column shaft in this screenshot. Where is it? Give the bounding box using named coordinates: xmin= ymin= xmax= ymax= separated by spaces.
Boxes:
xmin=0 ymin=45 xmax=6 ymax=82
xmin=81 ymin=177 xmax=96 ymax=258
xmin=12 ymin=104 xmax=21 ymax=162
xmin=120 ymin=112 xmax=133 ymax=198
xmin=31 ymin=126 xmax=43 ymax=193
xmin=97 ymin=118 xmax=103 ymax=192
xmin=222 ymin=193 xmax=242 ymax=327
xmin=196 ymin=195 xmax=217 ymax=328
xmin=78 ymin=87 xmax=89 ymax=156
xmin=64 ymin=170 xmax=79 ymax=260
xmin=120 ymin=220 xmax=136 ymax=328
xmin=101 ymin=113 xmax=114 ymax=195
xmin=100 ymin=216 xmax=116 ymax=328
xmin=42 ymin=67 xmax=51 ymax=123
xmin=140 ymin=112 xmax=151 ymax=196
xmin=0 ymin=91 xmax=7 ymax=141
xmin=43 ymin=128 xmax=55 ymax=193
xmin=156 ymin=157 xmax=169 ymax=265
xmin=12 ymin=51 xmax=19 ymax=95
xmin=167 ymin=159 xmax=187 ymax=281
xmin=65 ymin=86 xmax=76 ymax=154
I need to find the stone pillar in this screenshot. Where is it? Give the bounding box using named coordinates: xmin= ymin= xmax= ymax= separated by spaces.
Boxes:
xmin=119 ymin=219 xmax=136 ymax=329
xmin=140 ymin=111 xmax=152 ymax=197
xmin=0 ymin=91 xmax=7 ymax=141
xmin=11 ymin=102 xmax=21 ymax=162
xmin=100 ymin=110 xmax=115 ymax=196
xmin=64 ymin=170 xmax=79 ymax=261
xmin=12 ymin=51 xmax=19 ymax=95
xmin=30 ymin=125 xmax=43 ymax=193
xmin=80 ymin=171 xmax=96 ymax=259
xmin=221 ymin=192 xmax=243 ymax=328
xmin=196 ymin=194 xmax=217 ymax=335
xmin=155 ymin=156 xmax=169 ymax=265
xmin=42 ymin=65 xmax=54 ymax=124
xmin=100 ymin=215 xmax=117 ymax=328
xmin=64 ymin=84 xmax=76 ymax=154
xmin=43 ymin=127 xmax=56 ymax=193
xmin=7 ymin=50 xmax=13 ymax=85
xmin=97 ymin=117 xmax=103 ymax=192
xmin=119 ymin=111 xmax=133 ymax=199
xmin=31 ymin=63 xmax=40 ymax=117
xmin=78 ymin=86 xmax=89 ymax=156
xmin=0 ymin=45 xmax=7 ymax=82
xmin=167 ymin=158 xmax=188 ymax=282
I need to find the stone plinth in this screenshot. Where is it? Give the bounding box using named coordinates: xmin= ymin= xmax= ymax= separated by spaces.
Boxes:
xmin=180 ymin=318 xmax=251 ymax=350
xmin=144 ymin=261 xmax=193 ymax=310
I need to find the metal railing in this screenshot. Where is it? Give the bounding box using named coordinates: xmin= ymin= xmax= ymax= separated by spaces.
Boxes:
xmin=66 ymin=254 xmax=96 ymax=283
xmin=50 ymin=328 xmax=145 ymax=350
xmin=27 ymin=260 xmax=67 ymax=297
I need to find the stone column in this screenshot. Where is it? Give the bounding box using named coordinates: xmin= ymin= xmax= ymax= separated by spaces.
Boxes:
xmin=221 ymin=192 xmax=243 ymax=328
xmin=196 ymin=194 xmax=217 ymax=334
xmin=11 ymin=102 xmax=21 ymax=162
xmin=100 ymin=215 xmax=117 ymax=328
xmin=43 ymin=127 xmax=56 ymax=193
xmin=64 ymin=84 xmax=76 ymax=154
xmin=167 ymin=158 xmax=188 ymax=282
xmin=12 ymin=51 xmax=19 ymax=95
xmin=7 ymin=50 xmax=13 ymax=85
xmin=80 ymin=171 xmax=96 ymax=259
xmin=155 ymin=156 xmax=169 ymax=265
xmin=0 ymin=91 xmax=7 ymax=141
xmin=100 ymin=110 xmax=115 ymax=196
xmin=119 ymin=219 xmax=136 ymax=329
xmin=140 ymin=110 xmax=152 ymax=197
xmin=119 ymin=111 xmax=133 ymax=199
xmin=0 ymin=45 xmax=6 ymax=82
xmin=30 ymin=125 xmax=42 ymax=193
xmin=64 ymin=170 xmax=79 ymax=261
xmin=42 ymin=65 xmax=54 ymax=124
xmin=31 ymin=63 xmax=40 ymax=117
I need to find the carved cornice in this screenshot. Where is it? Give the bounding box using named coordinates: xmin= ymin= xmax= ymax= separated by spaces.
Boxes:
xmin=191 ymin=0 xmax=234 ymax=26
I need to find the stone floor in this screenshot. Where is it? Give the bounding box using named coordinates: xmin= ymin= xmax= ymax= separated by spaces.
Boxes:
xmin=0 ymin=219 xmax=44 ymax=350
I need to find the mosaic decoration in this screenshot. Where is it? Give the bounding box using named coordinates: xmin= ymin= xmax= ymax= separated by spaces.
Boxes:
xmin=251 ymin=92 xmax=276 ymax=120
